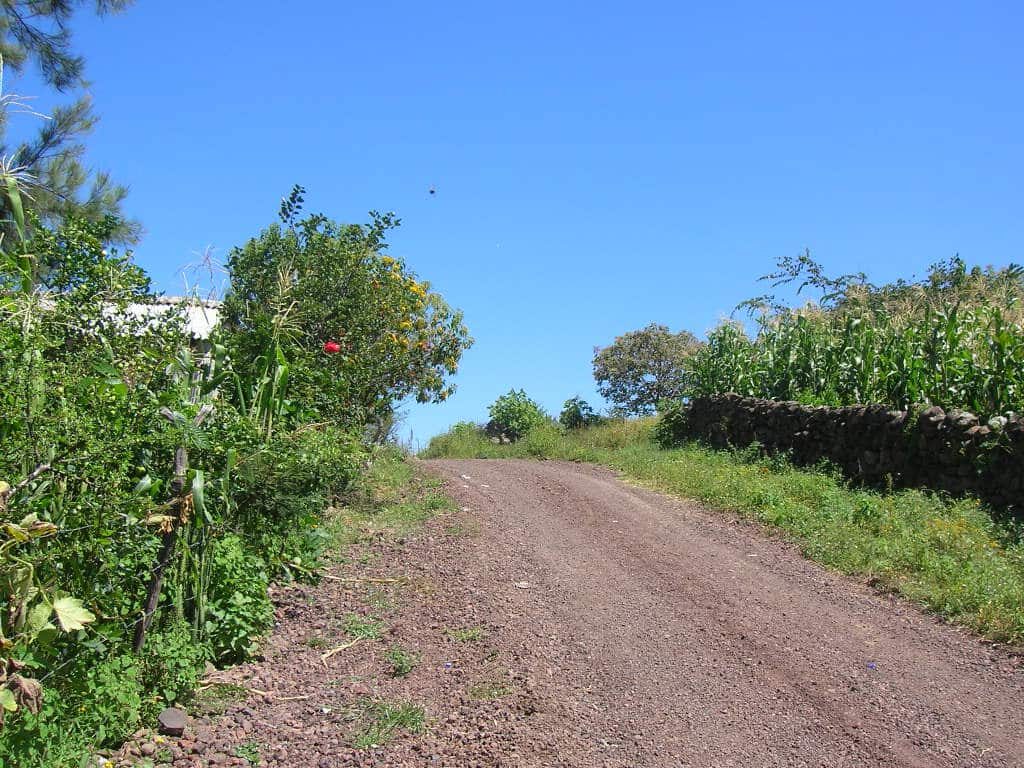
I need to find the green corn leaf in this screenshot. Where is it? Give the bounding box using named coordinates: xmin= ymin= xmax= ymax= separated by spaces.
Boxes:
xmin=192 ymin=469 xmax=211 ymax=523
xmin=133 ymin=474 xmax=152 ymax=495
xmin=5 ymin=175 xmax=25 ymax=241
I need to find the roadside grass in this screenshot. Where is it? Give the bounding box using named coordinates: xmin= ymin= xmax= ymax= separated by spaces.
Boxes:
xmin=325 ymin=447 xmax=456 ymax=554
xmin=422 ymin=420 xmax=1024 ymax=644
xmin=347 ymin=700 xmax=426 ymax=749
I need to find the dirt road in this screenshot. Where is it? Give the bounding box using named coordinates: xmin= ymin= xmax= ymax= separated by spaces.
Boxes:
xmin=133 ymin=459 xmax=1023 ymax=768
xmin=423 ymin=459 xmax=1024 ymax=768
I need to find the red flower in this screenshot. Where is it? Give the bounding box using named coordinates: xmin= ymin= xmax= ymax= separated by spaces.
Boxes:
xmin=323 ymin=340 xmax=342 ymax=354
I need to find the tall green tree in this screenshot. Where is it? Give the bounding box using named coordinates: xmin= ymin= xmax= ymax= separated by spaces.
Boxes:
xmin=592 ymin=323 xmax=702 ymax=415
xmin=0 ymin=0 xmax=138 ymax=242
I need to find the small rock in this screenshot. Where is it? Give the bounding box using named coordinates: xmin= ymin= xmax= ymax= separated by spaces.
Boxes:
xmin=140 ymin=743 xmax=157 ymax=756
xmin=158 ymin=707 xmax=188 ymax=737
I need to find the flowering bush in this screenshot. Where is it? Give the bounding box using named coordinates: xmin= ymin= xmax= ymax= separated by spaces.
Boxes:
xmin=222 ymin=203 xmax=472 ymax=432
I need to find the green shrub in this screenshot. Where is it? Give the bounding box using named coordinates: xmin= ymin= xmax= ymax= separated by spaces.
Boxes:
xmin=66 ymin=653 xmax=144 ymax=747
xmin=204 ymin=535 xmax=274 ymax=663
xmin=0 ymin=696 xmax=91 ymax=768
xmin=653 ymin=403 xmax=688 ymax=447
xmin=488 ymin=389 xmax=548 ymax=441
xmin=141 ymin=619 xmax=206 ymax=713
xmin=523 ymin=422 xmax=562 ymax=457
xmin=222 ymin=193 xmax=472 ymax=431
xmin=0 ymin=650 xmax=147 ymax=767
xmin=559 ymin=397 xmax=603 ymax=430
xmin=232 ymin=426 xmax=364 ymax=578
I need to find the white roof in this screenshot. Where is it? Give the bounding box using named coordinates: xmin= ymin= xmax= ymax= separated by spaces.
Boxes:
xmin=108 ymin=296 xmax=222 ymax=340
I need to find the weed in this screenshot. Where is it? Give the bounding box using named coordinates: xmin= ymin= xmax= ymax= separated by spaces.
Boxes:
xmin=364 ymin=585 xmax=399 ymax=613
xmin=324 ymin=453 xmax=455 ymax=553
xmin=446 ymin=626 xmax=485 ymax=643
xmin=468 ymin=679 xmax=513 ymax=700
xmin=192 ymin=683 xmax=248 ymax=717
xmin=306 ymin=635 xmax=329 ymax=649
xmin=383 ymin=645 xmax=420 ymax=677
xmin=444 ymin=517 xmax=481 ymax=538
xmin=343 ymin=613 xmax=385 ymax=640
xmin=235 ymin=740 xmax=261 ymax=765
xmin=347 ymin=699 xmax=425 ymax=749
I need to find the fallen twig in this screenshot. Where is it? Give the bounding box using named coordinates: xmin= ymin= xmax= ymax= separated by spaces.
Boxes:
xmin=249 ymin=689 xmax=311 ymax=702
xmin=322 ymin=575 xmax=406 ymax=585
xmin=320 ymin=637 xmax=362 ymax=666
xmin=195 ymin=682 xmax=311 ymax=702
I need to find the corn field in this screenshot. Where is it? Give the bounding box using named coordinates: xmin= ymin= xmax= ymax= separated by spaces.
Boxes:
xmin=688 ymin=303 xmax=1024 ymax=417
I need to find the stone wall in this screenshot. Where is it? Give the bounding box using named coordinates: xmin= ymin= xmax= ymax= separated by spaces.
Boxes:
xmin=662 ymin=394 xmax=1023 ymax=513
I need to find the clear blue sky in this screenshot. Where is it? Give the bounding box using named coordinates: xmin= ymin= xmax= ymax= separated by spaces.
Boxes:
xmin=33 ymin=1 xmax=1024 ymax=445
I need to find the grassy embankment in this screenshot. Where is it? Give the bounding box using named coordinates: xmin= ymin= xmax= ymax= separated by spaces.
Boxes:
xmin=422 ymin=420 xmax=1024 ymax=644
xmin=327 ymin=447 xmax=456 ymax=550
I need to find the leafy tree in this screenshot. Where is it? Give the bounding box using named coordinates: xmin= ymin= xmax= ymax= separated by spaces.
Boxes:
xmin=222 ymin=190 xmax=473 ymax=431
xmin=559 ymin=396 xmax=601 ymax=430
xmin=592 ymin=323 xmax=701 ymax=415
xmin=487 ymin=389 xmax=547 ymax=441
xmin=0 ymin=0 xmax=139 ymax=242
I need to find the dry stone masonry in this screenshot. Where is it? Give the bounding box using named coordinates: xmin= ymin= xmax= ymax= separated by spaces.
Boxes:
xmin=665 ymin=394 xmax=1023 ymax=514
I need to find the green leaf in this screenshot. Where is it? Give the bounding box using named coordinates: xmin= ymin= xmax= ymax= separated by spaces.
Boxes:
xmin=26 ymin=602 xmax=51 ymax=632
xmin=133 ymin=474 xmax=153 ymax=494
xmin=93 ymin=361 xmax=120 ymax=378
xmin=35 ymin=624 xmax=58 ymax=646
xmin=192 ymin=470 xmax=210 ymax=523
xmin=6 ymin=176 xmax=25 ymax=240
xmin=52 ymin=596 xmax=96 ymax=632
xmin=0 ymin=688 xmax=16 ymax=712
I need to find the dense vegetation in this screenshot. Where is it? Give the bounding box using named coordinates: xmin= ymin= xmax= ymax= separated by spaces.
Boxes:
xmin=688 ymin=256 xmax=1024 ymax=416
xmin=0 ymin=179 xmax=469 ymax=765
xmin=422 ymin=418 xmax=1024 ymax=645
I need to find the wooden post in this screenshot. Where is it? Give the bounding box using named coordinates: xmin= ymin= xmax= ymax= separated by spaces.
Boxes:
xmin=133 ymin=356 xmax=215 ymax=653
xmin=133 ymin=446 xmax=187 ymax=652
